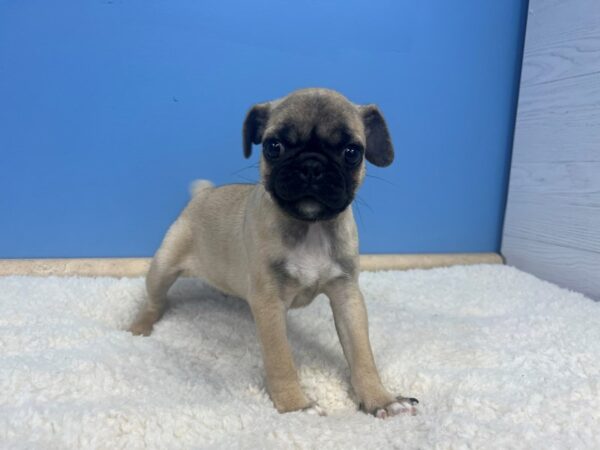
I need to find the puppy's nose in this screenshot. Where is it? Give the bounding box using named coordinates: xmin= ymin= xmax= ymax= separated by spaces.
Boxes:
xmin=299 ymin=159 xmax=324 ymax=182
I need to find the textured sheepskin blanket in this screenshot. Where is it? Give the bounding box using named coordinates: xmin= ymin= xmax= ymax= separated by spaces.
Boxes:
xmin=1 ymin=265 xmax=599 ymax=448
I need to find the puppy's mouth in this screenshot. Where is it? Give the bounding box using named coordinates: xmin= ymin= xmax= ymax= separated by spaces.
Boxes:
xmin=266 ymin=155 xmax=355 ymax=221
xmin=269 ymin=187 xmax=352 ymax=222
xmin=296 ymin=198 xmax=323 ymax=219
xmin=285 ymin=197 xmax=332 ymax=221
xmin=273 ymin=195 xmax=349 ymax=222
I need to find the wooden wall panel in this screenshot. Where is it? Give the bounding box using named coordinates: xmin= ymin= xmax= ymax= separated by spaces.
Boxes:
xmin=503 ymin=236 xmax=600 ymax=300
xmin=513 ymin=73 xmax=600 ymax=162
xmin=502 ymin=0 xmax=600 ymax=300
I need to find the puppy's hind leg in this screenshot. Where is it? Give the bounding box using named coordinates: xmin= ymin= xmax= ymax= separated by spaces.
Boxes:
xmin=129 ymin=219 xmax=191 ymax=336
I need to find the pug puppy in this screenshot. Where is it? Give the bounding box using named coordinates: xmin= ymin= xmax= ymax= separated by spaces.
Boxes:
xmin=129 ymin=88 xmax=418 ymax=418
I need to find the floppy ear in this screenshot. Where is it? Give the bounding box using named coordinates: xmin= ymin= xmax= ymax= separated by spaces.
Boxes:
xmin=242 ymin=102 xmax=270 ymax=158
xmin=360 ymin=104 xmax=394 ymax=167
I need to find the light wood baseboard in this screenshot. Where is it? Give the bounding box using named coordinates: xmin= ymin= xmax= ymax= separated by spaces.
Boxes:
xmin=0 ymin=253 xmax=503 ymax=277
xmin=359 ymin=253 xmax=503 ymax=271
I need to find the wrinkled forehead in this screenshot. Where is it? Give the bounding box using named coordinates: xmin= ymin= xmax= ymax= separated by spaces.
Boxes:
xmin=265 ymin=94 xmax=365 ymax=147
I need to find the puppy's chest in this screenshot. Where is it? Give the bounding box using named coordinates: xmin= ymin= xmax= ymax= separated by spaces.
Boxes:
xmin=283 ymin=224 xmax=343 ymax=288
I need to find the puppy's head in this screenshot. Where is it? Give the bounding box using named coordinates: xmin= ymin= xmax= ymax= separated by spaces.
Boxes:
xmin=243 ymin=88 xmax=394 ymax=222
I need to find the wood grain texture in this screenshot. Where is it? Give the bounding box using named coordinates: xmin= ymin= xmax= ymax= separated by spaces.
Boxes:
xmin=503 ymin=235 xmax=600 ymax=300
xmin=512 ymin=72 xmax=600 ymax=163
xmin=516 ymin=71 xmax=600 ymax=125
xmin=503 ymin=0 xmax=600 ymax=300
xmin=508 ymin=162 xmax=600 ymax=195
xmin=521 ymin=27 xmax=600 ymax=86
xmin=504 ymin=191 xmax=600 ymax=253
xmin=525 ymin=0 xmax=600 ymax=51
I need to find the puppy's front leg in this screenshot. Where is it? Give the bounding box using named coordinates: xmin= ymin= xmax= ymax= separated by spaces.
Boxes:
xmin=249 ymin=290 xmax=315 ymax=414
xmin=327 ymin=281 xmax=418 ymax=418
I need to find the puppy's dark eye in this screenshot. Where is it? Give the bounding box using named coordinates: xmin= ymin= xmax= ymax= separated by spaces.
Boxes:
xmin=263 ymin=140 xmax=284 ymax=160
xmin=343 ymin=145 xmax=363 ymax=165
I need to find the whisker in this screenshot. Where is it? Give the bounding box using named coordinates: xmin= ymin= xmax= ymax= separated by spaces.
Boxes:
xmin=235 ymin=175 xmax=259 ymax=184
xmin=353 ymin=199 xmax=365 ymax=227
xmin=230 ymin=163 xmax=260 ymax=176
xmin=365 ymin=173 xmax=399 ymax=188
xmin=354 ymin=194 xmax=374 ymax=214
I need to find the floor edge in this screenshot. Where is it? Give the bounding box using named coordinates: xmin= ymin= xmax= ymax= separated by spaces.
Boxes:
xmin=0 ymin=253 xmax=503 ymax=277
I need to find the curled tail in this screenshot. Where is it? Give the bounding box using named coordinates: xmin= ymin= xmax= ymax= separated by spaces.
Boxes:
xmin=189 ymin=179 xmax=214 ymax=197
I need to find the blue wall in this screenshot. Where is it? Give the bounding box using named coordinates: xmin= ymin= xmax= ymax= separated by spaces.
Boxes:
xmin=0 ymin=0 xmax=527 ymax=258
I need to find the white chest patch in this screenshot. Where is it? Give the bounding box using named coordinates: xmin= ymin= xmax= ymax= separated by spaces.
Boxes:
xmin=285 ymin=223 xmax=343 ymax=287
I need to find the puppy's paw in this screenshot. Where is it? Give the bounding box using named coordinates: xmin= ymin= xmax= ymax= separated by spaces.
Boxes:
xmin=128 ymin=309 xmax=162 ymax=336
xmin=361 ymin=396 xmax=419 ymax=419
xmin=270 ymin=386 xmax=315 ymax=414
xmin=128 ymin=321 xmax=154 ymax=336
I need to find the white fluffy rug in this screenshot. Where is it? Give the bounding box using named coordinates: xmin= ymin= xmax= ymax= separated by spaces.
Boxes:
xmin=1 ymin=265 xmax=600 ymax=449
